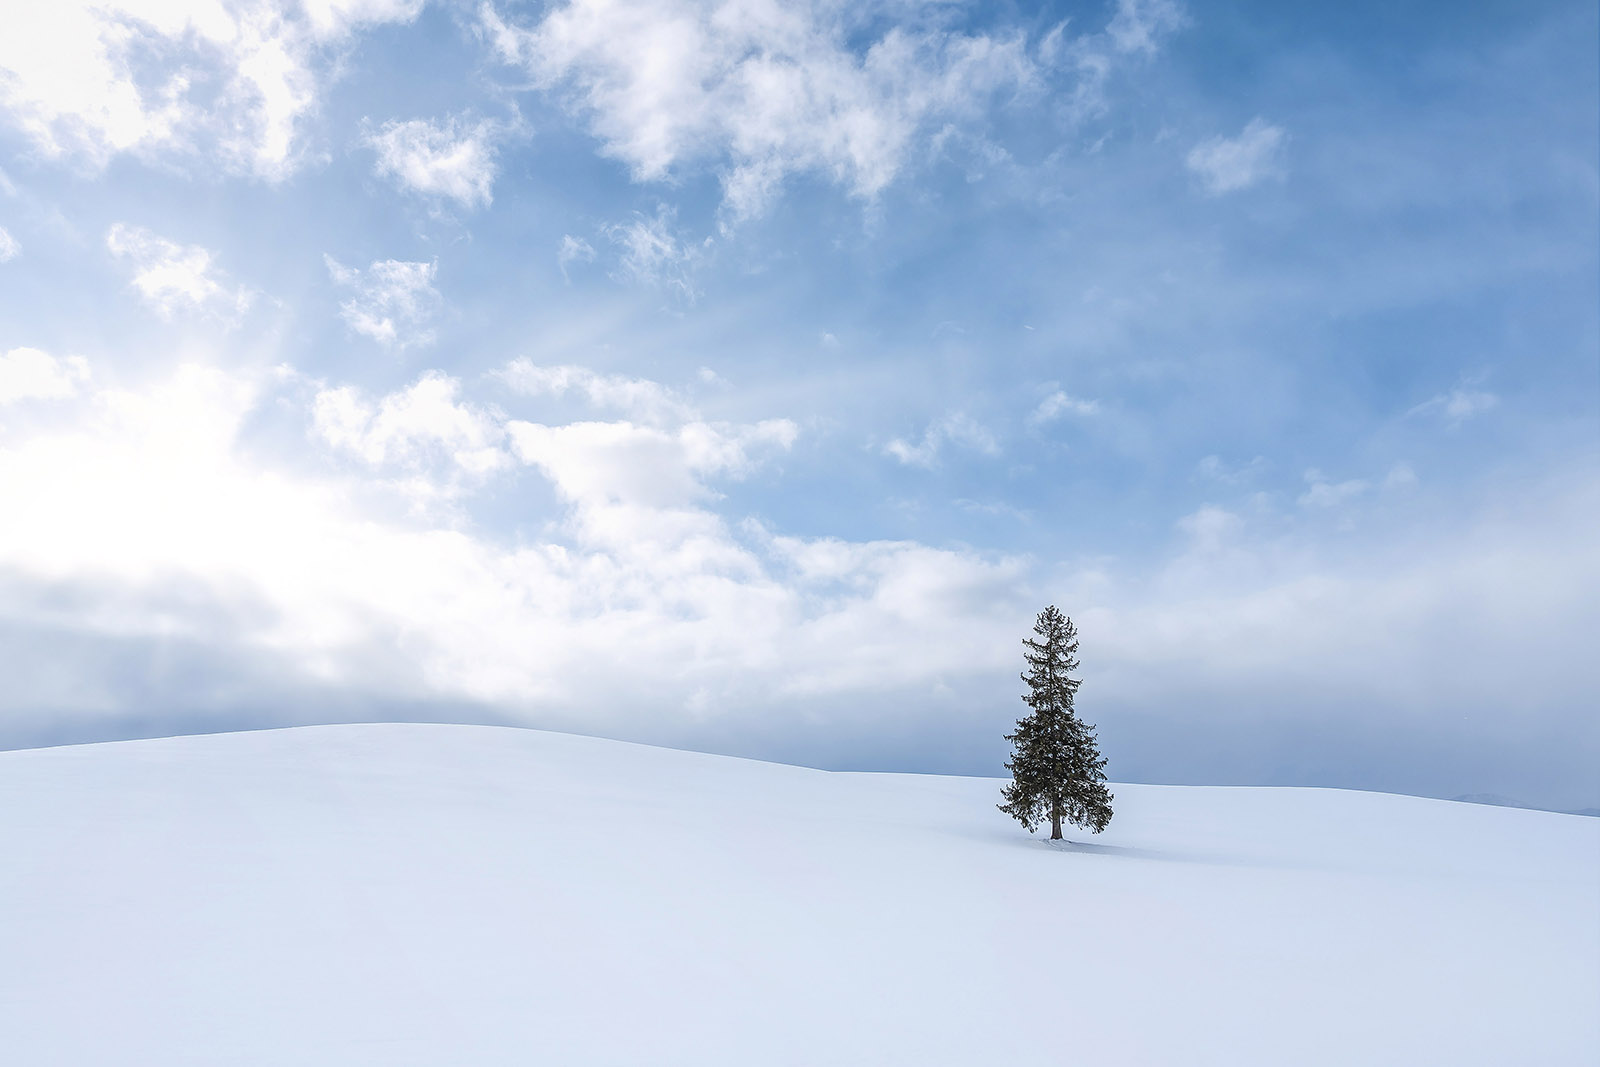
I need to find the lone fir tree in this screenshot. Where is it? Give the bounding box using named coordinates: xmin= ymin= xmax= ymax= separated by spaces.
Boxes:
xmin=999 ymin=606 xmax=1114 ymax=839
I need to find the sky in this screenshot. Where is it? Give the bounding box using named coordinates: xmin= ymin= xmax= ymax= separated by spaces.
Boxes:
xmin=0 ymin=0 xmax=1595 ymax=810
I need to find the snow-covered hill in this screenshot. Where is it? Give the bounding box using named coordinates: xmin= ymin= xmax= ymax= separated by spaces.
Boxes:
xmin=2 ymin=724 xmax=1595 ymax=1065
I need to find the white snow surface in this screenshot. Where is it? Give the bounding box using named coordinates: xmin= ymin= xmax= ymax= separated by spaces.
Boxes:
xmin=2 ymin=723 xmax=1595 ymax=1065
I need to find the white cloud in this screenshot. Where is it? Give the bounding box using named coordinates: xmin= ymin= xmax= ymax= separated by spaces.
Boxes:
xmin=499 ymin=367 xmax=801 ymax=571
xmin=496 ymin=359 xmax=695 ymax=425
xmin=313 ymin=372 xmax=509 ymax=477
xmin=325 ymin=256 xmax=440 ymax=348
xmin=301 ymin=0 xmax=427 ymax=40
xmin=1027 ymin=388 xmax=1099 ymax=426
xmin=558 ymin=234 xmax=596 ymax=280
xmin=481 ymin=0 xmax=1050 ymax=221
xmin=366 ymin=115 xmax=501 ymax=209
xmin=507 ymin=416 xmax=796 ymax=514
xmin=886 ymin=412 xmax=999 ymax=467
xmin=0 ymin=226 xmax=18 ymax=262
xmin=105 ymin=223 xmax=254 ymax=321
xmin=1409 ymin=378 xmax=1500 ymax=423
xmin=1186 ymin=118 xmax=1286 ymax=195
xmin=0 ymin=348 xmax=90 ymax=405
xmin=0 ymin=0 xmax=424 ymax=180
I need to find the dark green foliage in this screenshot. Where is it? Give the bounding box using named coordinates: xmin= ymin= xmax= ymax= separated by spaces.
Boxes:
xmin=999 ymin=606 xmax=1114 ymax=839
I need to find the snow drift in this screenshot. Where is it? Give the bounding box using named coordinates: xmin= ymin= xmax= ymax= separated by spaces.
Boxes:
xmin=1 ymin=723 xmax=1594 ymax=1064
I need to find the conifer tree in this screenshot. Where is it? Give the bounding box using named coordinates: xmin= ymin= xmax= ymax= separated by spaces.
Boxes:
xmin=999 ymin=606 xmax=1114 ymax=839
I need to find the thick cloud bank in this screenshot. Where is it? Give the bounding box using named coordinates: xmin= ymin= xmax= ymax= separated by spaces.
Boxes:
xmin=1 ymin=354 xmax=1594 ymax=808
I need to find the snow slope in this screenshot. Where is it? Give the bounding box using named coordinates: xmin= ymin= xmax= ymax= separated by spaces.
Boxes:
xmin=1 ymin=724 xmax=1595 ymax=1065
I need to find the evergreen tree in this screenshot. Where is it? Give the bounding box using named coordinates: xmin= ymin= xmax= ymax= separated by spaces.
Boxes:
xmin=999 ymin=606 xmax=1114 ymax=839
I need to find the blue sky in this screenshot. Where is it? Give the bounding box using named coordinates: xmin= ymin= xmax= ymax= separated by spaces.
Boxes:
xmin=0 ymin=0 xmax=1595 ymax=809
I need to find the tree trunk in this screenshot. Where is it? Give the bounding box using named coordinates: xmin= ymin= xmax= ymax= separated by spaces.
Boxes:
xmin=1050 ymin=798 xmax=1062 ymax=840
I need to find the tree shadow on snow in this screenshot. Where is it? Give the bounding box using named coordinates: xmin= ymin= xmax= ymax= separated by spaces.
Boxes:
xmin=1046 ymin=837 xmax=1169 ymax=861
xmin=952 ymin=824 xmax=1186 ymax=862
xmin=943 ymin=822 xmax=1324 ymax=872
xmin=1030 ymin=834 xmax=1327 ymax=873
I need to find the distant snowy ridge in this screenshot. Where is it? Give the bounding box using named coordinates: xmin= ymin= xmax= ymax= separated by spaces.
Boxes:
xmin=2 ymin=724 xmax=1596 ymax=1065
xmin=1449 ymin=792 xmax=1600 ymax=818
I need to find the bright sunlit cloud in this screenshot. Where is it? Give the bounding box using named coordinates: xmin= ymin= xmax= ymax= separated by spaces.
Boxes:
xmin=0 ymin=347 xmax=90 ymax=404
xmin=0 ymin=0 xmax=424 ymax=177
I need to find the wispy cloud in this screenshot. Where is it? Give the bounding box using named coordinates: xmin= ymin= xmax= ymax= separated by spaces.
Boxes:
xmin=557 ymin=234 xmax=595 ymax=281
xmin=1295 ymin=464 xmax=1418 ymax=510
xmin=605 ymin=207 xmax=705 ymax=302
xmin=1382 ymin=463 xmax=1419 ymax=492
xmin=0 ymin=225 xmax=18 ymax=262
xmin=1036 ymin=0 xmax=1188 ymax=125
xmin=1027 ymin=388 xmax=1100 ymax=426
xmin=1176 ymin=503 xmax=1242 ymax=552
xmin=1408 ymin=377 xmax=1500 ymax=423
xmin=325 ymin=255 xmax=440 ymax=348
xmin=1104 ymin=0 xmax=1189 ymax=57
xmin=365 ymin=114 xmax=502 ymax=209
xmin=1196 ymin=454 xmax=1268 ymax=484
xmin=1186 ymin=117 xmax=1286 ymax=195
xmin=105 ymin=224 xmax=253 ymax=321
xmin=1298 ymin=468 xmax=1369 ymax=509
xmin=497 ymin=359 xmax=695 ymax=425
xmin=886 ymin=412 xmax=999 ymax=467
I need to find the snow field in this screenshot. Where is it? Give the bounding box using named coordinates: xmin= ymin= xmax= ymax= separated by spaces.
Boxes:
xmin=1 ymin=723 xmax=1595 ymax=1065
